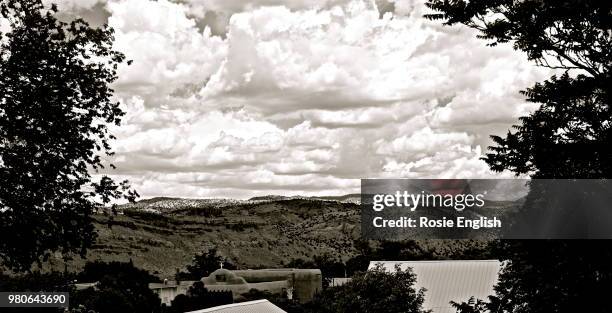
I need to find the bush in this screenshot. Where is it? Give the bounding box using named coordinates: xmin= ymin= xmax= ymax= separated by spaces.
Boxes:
xmin=306 ymin=264 xmax=428 ymax=313
xmin=71 ymin=260 xmax=161 ymax=313
xmin=169 ymin=281 xmax=232 ymax=313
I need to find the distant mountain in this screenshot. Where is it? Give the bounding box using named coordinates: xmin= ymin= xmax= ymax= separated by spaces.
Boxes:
xmin=117 ymin=197 xmax=247 ymax=214
xmin=311 ymin=194 xmax=361 ymax=203
xmin=248 ymin=195 xmax=288 ymax=201
xmin=117 ymin=194 xmax=362 ymax=215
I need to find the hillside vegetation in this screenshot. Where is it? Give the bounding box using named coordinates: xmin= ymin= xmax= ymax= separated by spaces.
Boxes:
xmin=44 ymin=198 xmax=357 ymax=277
xmin=43 ymin=197 xmax=492 ymax=278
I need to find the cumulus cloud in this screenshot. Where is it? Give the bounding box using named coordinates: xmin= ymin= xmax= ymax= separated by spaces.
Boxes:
xmin=105 ymin=0 xmax=228 ymax=108
xmin=44 ymin=0 xmax=104 ymax=11
xmin=69 ymin=0 xmax=556 ymax=198
xmin=200 ymin=1 xmax=419 ymax=114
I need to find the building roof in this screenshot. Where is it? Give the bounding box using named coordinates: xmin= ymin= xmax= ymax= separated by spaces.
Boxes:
xmin=368 ymin=260 xmax=502 ymax=313
xmin=74 ymin=282 xmax=98 ymax=291
xmin=185 ymin=299 xmax=286 ymax=313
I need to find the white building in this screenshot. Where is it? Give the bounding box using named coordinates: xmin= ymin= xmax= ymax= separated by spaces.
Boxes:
xmin=368 ymin=260 xmax=502 ymax=313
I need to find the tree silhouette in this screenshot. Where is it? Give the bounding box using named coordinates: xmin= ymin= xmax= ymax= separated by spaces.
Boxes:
xmin=426 ymin=2 xmax=612 ymax=312
xmin=0 ymin=0 xmax=136 ymax=271
xmin=307 ymin=264 xmax=428 ymax=313
xmin=176 ymin=248 xmax=236 ymax=281
xmin=71 ymin=261 xmax=161 ymax=313
xmin=450 ymin=297 xmax=487 ymax=313
xmin=425 ymin=0 xmax=611 ymax=178
xmin=169 ymin=282 xmax=233 ymax=313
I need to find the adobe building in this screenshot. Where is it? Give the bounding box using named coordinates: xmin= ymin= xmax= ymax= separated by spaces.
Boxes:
xmin=202 ymin=268 xmax=322 ymax=303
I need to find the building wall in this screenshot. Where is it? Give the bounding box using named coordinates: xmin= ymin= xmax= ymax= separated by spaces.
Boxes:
xmin=150 ymin=281 xmax=195 ymax=306
xmin=202 ymin=268 xmax=322 ymax=303
xmin=149 ymin=268 xmax=323 ymax=306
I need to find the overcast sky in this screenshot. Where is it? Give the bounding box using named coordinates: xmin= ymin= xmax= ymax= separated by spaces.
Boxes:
xmin=49 ymin=0 xmax=553 ymax=199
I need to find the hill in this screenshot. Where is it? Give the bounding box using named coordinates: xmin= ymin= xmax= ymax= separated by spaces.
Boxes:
xmin=46 ymin=197 xmax=359 ymax=278
xmin=42 ymin=196 xmax=499 ymax=278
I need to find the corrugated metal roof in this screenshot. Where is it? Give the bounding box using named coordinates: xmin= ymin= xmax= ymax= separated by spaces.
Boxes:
xmin=368 ymin=260 xmax=501 ymax=313
xmin=185 ymin=299 xmax=286 ymax=313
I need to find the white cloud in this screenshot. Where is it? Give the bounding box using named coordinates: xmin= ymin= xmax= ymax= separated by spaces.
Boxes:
xmin=43 ymin=0 xmax=104 ymax=11
xmin=380 ymin=145 xmax=491 ymax=179
xmin=0 ymin=17 xmax=10 ymax=46
xmin=180 ymin=0 xmax=357 ymax=16
xmin=85 ymin=0 xmax=555 ymax=198
xmin=376 ymin=127 xmax=472 ymax=156
xmin=107 ymin=0 xmax=227 ymax=106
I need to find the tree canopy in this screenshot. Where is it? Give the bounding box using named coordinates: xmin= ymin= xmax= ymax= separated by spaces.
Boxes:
xmin=176 ymin=248 xmax=236 ymax=281
xmin=308 ymin=264 xmax=429 ymax=313
xmin=0 ymin=0 xmax=136 ymax=271
xmin=425 ymin=2 xmax=612 ymax=313
xmin=451 ymin=240 xmax=612 ymax=313
xmin=426 ymin=0 xmax=612 ymax=178
xmin=71 ymin=261 xmax=161 ymax=313
xmin=425 ymin=0 xmax=611 ymax=77
xmin=169 ymin=281 xmax=233 ymax=313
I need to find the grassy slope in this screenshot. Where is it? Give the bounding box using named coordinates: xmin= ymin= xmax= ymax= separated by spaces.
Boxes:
xmin=48 ymin=199 xmax=359 ymax=278
xmin=42 ymin=197 xmax=497 ymax=278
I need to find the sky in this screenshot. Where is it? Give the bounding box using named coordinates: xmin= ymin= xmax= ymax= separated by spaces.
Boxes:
xmin=47 ymin=0 xmax=553 ymax=199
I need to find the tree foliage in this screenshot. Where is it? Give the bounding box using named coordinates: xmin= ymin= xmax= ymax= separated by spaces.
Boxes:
xmin=71 ymin=261 xmax=161 ymax=313
xmin=485 ymin=73 xmax=611 ymax=178
xmin=176 ymin=248 xmax=236 ymax=281
xmin=0 ymin=0 xmax=136 ymax=271
xmin=307 ymin=264 xmax=429 ymax=313
xmin=426 ymin=2 xmax=612 ymax=313
xmin=450 ymin=297 xmax=487 ymax=313
xmin=425 ymin=0 xmax=611 ymax=76
xmin=168 ymin=281 xmax=233 ymax=313
xmin=425 ymin=0 xmax=612 ymax=178
xmin=0 ymin=270 xmax=75 ymax=313
xmin=488 ymin=240 xmax=612 ymax=313
xmin=451 ymin=240 xmax=612 ymax=313
xmin=287 ymin=253 xmax=345 ymax=288
xmin=447 ymin=241 xmax=612 ymax=313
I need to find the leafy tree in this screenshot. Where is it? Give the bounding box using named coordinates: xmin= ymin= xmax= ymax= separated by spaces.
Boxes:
xmin=426 ymin=2 xmax=612 ymax=313
xmin=376 ymin=240 xmax=434 ymax=260
xmin=0 ymin=271 xmax=76 ymax=313
xmin=0 ymin=271 xmax=75 ymax=292
xmin=71 ymin=261 xmax=161 ymax=313
xmin=0 ymin=0 xmax=136 ymax=271
xmin=169 ymin=281 xmax=232 ymax=313
xmin=425 ymin=0 xmax=611 ymax=178
xmin=450 ymin=297 xmax=487 ymax=313
xmin=287 ymin=254 xmax=345 ymax=288
xmin=486 ymin=240 xmax=612 ymax=313
xmin=76 ymin=260 xmax=159 ymax=284
xmin=451 ymin=240 xmax=612 ymax=313
xmin=345 ymin=255 xmax=370 ymax=277
xmin=176 ymin=248 xmax=236 ymax=281
xmin=307 ymin=264 xmax=429 ymax=313
xmin=345 ymin=239 xmax=490 ymax=277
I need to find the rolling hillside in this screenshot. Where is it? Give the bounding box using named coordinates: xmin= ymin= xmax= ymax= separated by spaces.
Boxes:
xmin=47 ymin=197 xmax=360 ymax=278
xmin=42 ymin=196 xmax=498 ymax=278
